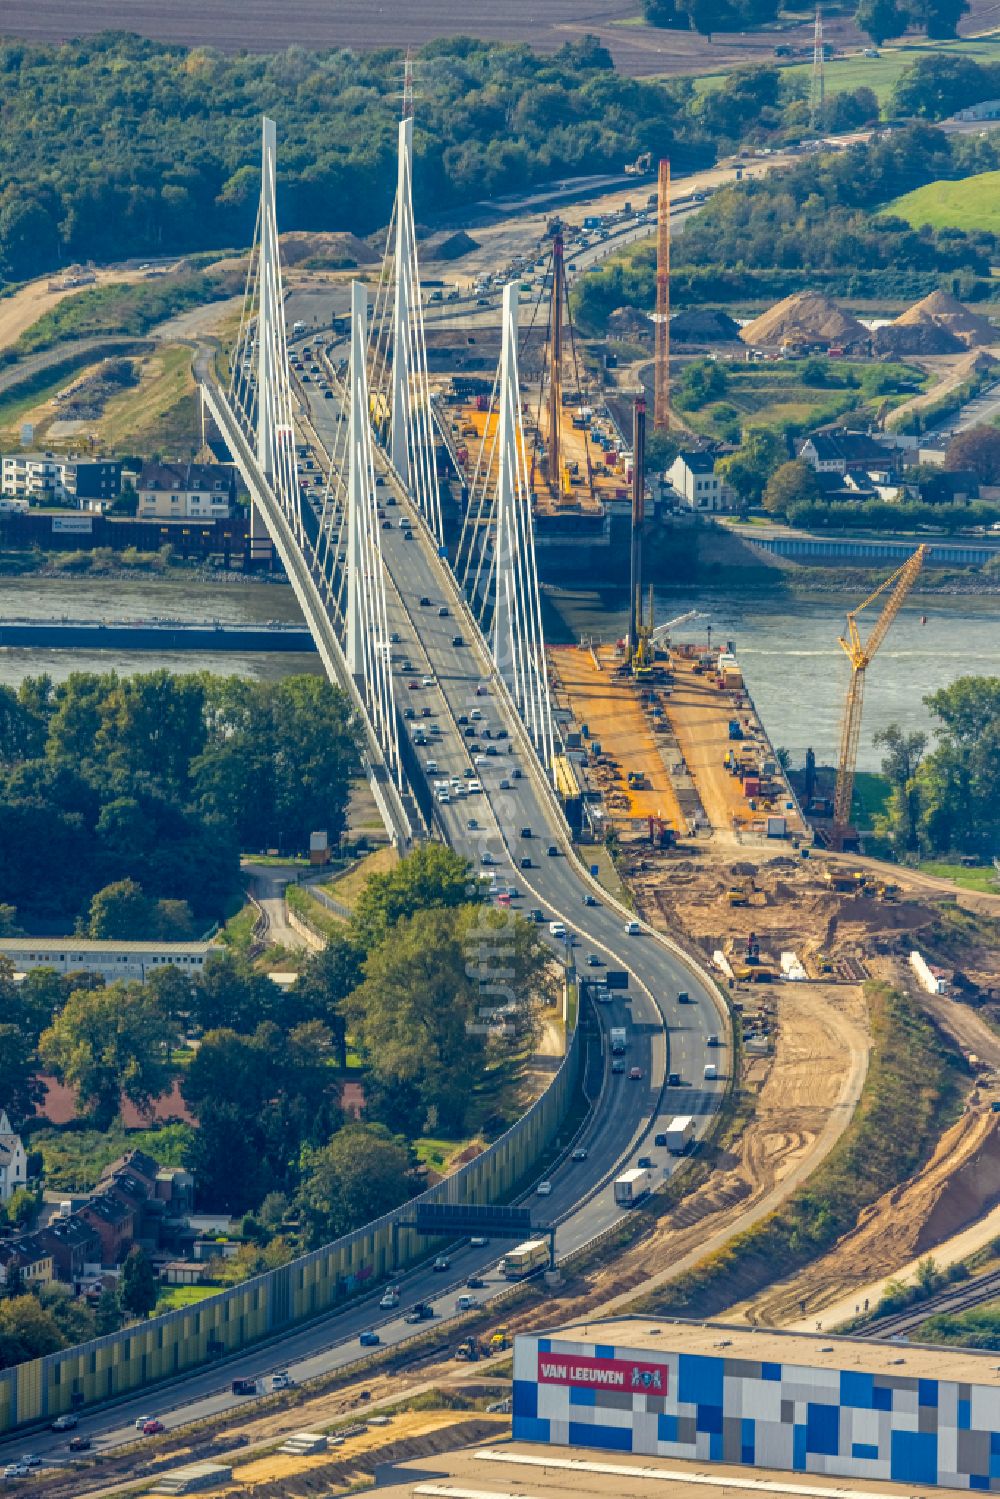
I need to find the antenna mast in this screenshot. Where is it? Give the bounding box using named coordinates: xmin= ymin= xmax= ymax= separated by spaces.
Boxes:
xmin=654 ymin=159 xmax=671 ymax=432
xmin=810 ymin=9 xmax=825 ymax=132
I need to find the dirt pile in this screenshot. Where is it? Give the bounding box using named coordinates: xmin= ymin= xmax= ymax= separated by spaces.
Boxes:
xmin=424 ymin=228 xmax=480 ymax=261
xmin=740 ymin=292 xmax=866 ymax=351
xmin=671 ymin=308 xmax=741 ymax=343
xmin=279 ymin=230 xmax=378 ymax=268
xmin=737 ymin=1109 xmax=1000 ymax=1327
xmin=892 ymin=289 xmax=998 ymax=349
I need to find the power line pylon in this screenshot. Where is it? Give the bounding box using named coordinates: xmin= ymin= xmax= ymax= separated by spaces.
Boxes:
xmin=654 ymin=159 xmax=670 ymax=432
xmin=810 ymin=8 xmax=825 ymax=132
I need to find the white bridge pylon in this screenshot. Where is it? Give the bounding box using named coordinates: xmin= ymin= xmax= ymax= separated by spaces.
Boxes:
xmin=370 ymin=116 xmax=443 ymax=544
xmin=456 ymin=283 xmax=555 ymax=770
xmin=220 ymin=118 xmax=403 ymax=805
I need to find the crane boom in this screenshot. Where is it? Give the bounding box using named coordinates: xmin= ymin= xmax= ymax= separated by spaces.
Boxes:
xmin=832 ymin=545 xmax=928 ymax=837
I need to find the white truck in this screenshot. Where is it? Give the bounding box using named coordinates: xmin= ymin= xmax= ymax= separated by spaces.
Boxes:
xmin=609 ymin=1027 xmax=627 ymax=1055
xmin=665 ymin=1114 xmax=696 ymax=1155
xmin=613 ymin=1166 xmax=653 ymax=1206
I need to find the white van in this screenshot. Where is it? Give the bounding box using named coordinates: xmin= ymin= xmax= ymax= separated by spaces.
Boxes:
xmin=425 ymin=760 xmax=439 ymax=773
xmin=549 ymin=921 xmax=566 ymax=938
xmin=704 ymin=1063 xmax=718 ymax=1081
xmin=625 ymin=920 xmax=641 ymax=935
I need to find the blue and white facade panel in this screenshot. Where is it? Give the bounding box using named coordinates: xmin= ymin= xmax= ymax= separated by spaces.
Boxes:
xmin=513 ymin=1333 xmax=1000 ymax=1491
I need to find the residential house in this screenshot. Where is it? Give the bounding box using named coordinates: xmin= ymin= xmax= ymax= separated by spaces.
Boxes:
xmin=0 ymin=1110 xmax=27 ymax=1204
xmin=136 ymin=461 xmax=236 ymax=520
xmin=78 ymin=1193 xmax=137 ymax=1268
xmin=98 ymin=1150 xmax=160 ymax=1199
xmin=0 ymin=1235 xmax=53 ymax=1288
xmin=161 ymin=1261 xmax=207 ymax=1287
xmin=666 ymin=451 xmax=730 ymax=512
xmin=0 ymin=453 xmax=121 ymax=507
xmin=798 ymin=430 xmax=895 ymax=477
xmin=35 ymin=1214 xmax=102 ymax=1286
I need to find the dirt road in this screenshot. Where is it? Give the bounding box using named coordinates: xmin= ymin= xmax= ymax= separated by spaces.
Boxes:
xmin=0 ymin=267 xmax=156 ymax=355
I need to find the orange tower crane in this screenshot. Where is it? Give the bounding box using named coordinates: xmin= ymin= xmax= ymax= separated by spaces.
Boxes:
xmin=832 ymin=545 xmax=928 ymax=841
xmin=654 ymin=159 xmax=671 ymax=431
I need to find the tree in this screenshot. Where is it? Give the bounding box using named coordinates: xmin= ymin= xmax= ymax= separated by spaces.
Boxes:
xmin=873 ymin=724 xmax=927 ymax=856
xmin=351 ymin=906 xmax=547 ymax=1134
xmin=716 ymin=430 xmax=785 ymax=507
xmin=351 ymin=844 xmax=480 ymax=951
xmin=855 ymin=0 xmax=908 ymax=44
xmin=945 ymin=425 xmax=1000 ymax=485
xmin=6 ymin=1188 xmax=39 ymax=1230
xmin=190 ymin=951 xmax=278 ymax=1034
xmin=39 ymin=982 xmax=177 ymax=1130
xmin=87 ymin=879 xmax=156 ymax=940
xmin=0 ymin=1296 xmax=64 ymax=1370
xmin=296 ymin=1123 xmax=416 ymax=1247
xmin=916 ymin=676 xmax=1000 ymax=858
xmin=118 ymin=1246 xmax=158 ymax=1319
xmin=762 ymin=460 xmax=821 ymax=517
xmin=891 ymin=54 xmax=987 ymax=120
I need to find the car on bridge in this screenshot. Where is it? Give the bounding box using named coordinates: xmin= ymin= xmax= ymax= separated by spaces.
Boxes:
xmin=359 ymin=1330 xmax=381 ymax=1347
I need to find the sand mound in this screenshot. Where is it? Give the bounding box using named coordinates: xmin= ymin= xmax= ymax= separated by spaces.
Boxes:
xmin=740 ymin=292 xmax=866 ymax=351
xmin=279 ymin=231 xmax=378 ymax=268
xmin=742 ymin=1109 xmax=1000 ymax=1326
xmin=671 ymin=308 xmax=741 ymax=343
xmin=893 ymin=288 xmax=997 ymax=349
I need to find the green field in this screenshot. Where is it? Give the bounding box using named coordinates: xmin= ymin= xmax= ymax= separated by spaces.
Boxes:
xmin=680 ymin=358 xmax=925 ymax=444
xmin=920 ymin=860 xmax=1000 ymax=893
xmin=692 ymin=35 xmax=1000 ymax=107
xmin=889 ymin=170 xmax=1000 ymax=234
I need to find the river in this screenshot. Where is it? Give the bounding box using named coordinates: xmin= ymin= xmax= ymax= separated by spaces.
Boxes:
xmin=1 ymin=576 xmax=998 ymax=772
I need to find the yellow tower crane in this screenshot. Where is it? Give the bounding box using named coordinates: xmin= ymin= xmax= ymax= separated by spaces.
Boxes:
xmin=832 ymin=544 xmax=928 ymax=844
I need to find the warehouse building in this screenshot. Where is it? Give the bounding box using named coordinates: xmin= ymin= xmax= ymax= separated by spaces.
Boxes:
xmin=513 ymin=1317 xmax=1000 ymax=1491
xmin=0 ymin=937 xmax=219 ymax=981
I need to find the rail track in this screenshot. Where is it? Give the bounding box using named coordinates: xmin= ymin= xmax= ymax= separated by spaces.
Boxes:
xmin=854 ymin=1266 xmax=1000 ymax=1340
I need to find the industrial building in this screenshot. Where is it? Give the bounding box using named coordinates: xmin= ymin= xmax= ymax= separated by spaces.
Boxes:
xmin=513 ymin=1316 xmax=1000 ymax=1491
xmin=0 ymin=937 xmax=220 ymax=981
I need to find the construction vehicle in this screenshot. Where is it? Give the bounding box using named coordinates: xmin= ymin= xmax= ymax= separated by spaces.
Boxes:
xmin=489 ymin=1325 xmax=511 ymax=1351
xmin=630 ymin=606 xmax=707 ymax=681
xmin=746 ymin=932 xmax=761 ymax=965
xmin=627 ymin=770 xmax=650 ymax=791
xmin=831 ymin=546 xmax=927 ymax=848
xmin=455 ymin=1336 xmax=488 ymax=1362
xmin=648 ymin=815 xmax=675 ymax=850
xmin=625 ymin=150 xmax=653 ymax=176
xmin=726 ymin=887 xmax=748 ymax=907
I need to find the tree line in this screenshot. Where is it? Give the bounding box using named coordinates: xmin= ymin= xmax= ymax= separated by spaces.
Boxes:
xmin=0 ymin=669 xmax=357 ymax=928
xmin=575 ymin=122 xmax=1000 ymax=323
xmin=0 ymin=32 xmax=711 ymax=287
xmin=643 ymin=0 xmax=965 ymax=46
xmin=1 ymin=843 xmax=552 ymax=1229
xmin=873 ymin=678 xmax=1000 ymax=861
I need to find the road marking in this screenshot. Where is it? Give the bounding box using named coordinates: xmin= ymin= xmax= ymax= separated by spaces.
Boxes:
xmin=473 ymin=1451 xmax=920 ymax=1499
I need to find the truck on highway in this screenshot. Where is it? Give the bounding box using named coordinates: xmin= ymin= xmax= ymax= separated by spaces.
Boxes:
xmin=614 ymin=1167 xmax=654 ymax=1206
xmin=664 ymin=1115 xmax=696 ymax=1155
xmin=610 ymin=1027 xmax=627 ymax=1055
xmin=499 ymin=1239 xmax=550 ymax=1279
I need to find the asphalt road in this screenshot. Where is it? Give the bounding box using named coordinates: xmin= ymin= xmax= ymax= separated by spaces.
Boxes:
xmin=0 ymin=297 xmax=726 ymax=1479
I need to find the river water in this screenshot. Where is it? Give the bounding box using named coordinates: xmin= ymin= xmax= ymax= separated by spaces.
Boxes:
xmin=1 ymin=577 xmax=998 ymax=772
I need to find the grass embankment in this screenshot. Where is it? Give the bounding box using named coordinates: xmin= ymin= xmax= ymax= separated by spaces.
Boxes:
xmin=31 ymin=1122 xmax=196 ymax=1192
xmin=156 ymin=1285 xmax=219 ymax=1312
xmin=638 ymin=982 xmax=965 ymax=1319
xmin=890 ymin=171 xmax=1000 ymax=236
xmin=322 ymin=846 xmax=398 ymax=909
xmin=96 ymin=344 xmax=199 ymax=458
xmin=912 ymin=1299 xmax=1000 ymax=1350
xmin=14 ymin=268 xmax=243 ymax=357
xmin=285 ymin=880 xmax=345 ymax=938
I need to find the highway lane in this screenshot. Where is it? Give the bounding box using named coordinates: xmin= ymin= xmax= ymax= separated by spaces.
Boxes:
xmin=0 ymin=354 xmax=724 ymax=1474
xmin=301 ymin=360 xmax=725 ymax=1218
